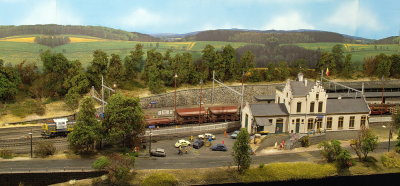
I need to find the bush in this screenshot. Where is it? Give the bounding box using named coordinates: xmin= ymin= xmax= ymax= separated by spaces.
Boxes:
xmin=381 ymin=152 xmax=400 ymax=168
xmin=92 ymin=156 xmax=110 ymax=170
xmin=0 ymin=149 xmax=13 ymax=159
xmin=258 ymin=163 xmax=265 ymax=169
xmin=142 ymin=172 xmax=178 ymax=186
xmin=336 ymin=149 xmax=354 ymax=169
xmin=300 ymin=136 xmax=310 ymax=147
xmin=318 ymin=140 xmax=342 ymax=162
xmin=34 ymin=141 xmax=56 ymax=157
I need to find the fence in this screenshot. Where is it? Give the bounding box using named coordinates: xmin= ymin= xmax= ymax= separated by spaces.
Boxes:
xmin=144 ymin=122 xmax=231 ymax=136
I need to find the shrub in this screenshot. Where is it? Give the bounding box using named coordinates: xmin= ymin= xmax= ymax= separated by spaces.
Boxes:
xmin=142 ymin=172 xmax=178 ymax=186
xmin=258 ymin=163 xmax=265 ymax=169
xmin=34 ymin=141 xmax=56 ymax=158
xmin=336 ymin=149 xmax=354 ymax=169
xmin=92 ymin=156 xmax=110 ymax=170
xmin=0 ymin=149 xmax=13 ymax=159
xmin=318 ymin=140 xmax=342 ymax=162
xmin=300 ymin=136 xmax=310 ymax=147
xmin=381 ymin=152 xmax=400 ymax=168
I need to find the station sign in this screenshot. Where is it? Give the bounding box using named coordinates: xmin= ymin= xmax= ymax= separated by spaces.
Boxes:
xmin=149 ymin=125 xmax=156 ymax=129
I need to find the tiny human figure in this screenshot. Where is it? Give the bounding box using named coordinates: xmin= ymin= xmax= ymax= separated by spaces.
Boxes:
xmin=222 ymin=140 xmax=224 ymax=144
xmin=185 ymin=147 xmax=188 ymax=154
xmin=178 ymin=146 xmax=183 ymax=155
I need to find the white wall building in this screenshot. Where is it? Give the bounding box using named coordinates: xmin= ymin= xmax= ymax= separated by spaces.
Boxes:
xmin=241 ymin=73 xmax=370 ymax=134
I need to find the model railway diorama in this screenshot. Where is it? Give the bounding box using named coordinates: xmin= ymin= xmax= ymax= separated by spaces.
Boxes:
xmin=368 ymin=103 xmax=399 ymax=115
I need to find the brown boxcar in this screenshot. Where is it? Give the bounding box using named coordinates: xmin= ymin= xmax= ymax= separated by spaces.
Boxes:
xmin=145 ymin=118 xmax=173 ymax=127
xmin=208 ymin=105 xmax=239 ymax=122
xmin=175 ymin=107 xmax=207 ymax=124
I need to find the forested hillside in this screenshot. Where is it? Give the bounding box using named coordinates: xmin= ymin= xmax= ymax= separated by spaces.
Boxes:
xmin=0 ymin=25 xmax=159 ymax=41
xmin=375 ymin=36 xmax=400 ymax=44
xmin=181 ymin=29 xmax=362 ymax=44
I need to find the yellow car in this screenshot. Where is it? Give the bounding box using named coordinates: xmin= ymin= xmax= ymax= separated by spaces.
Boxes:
xmin=258 ymin=131 xmax=270 ymax=135
xmin=175 ymin=139 xmax=191 ymax=148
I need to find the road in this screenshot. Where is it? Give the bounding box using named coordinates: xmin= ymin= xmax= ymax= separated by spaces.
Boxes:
xmin=0 ymin=141 xmax=392 ymax=173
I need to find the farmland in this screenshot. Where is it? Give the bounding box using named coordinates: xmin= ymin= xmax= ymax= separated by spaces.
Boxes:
xmin=0 ymin=35 xmax=399 ymax=68
xmin=287 ymin=42 xmax=400 ymax=65
xmin=0 ymin=35 xmax=253 ymax=68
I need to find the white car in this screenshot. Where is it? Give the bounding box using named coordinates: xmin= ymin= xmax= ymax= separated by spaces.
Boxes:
xmin=175 ymin=139 xmax=191 ymax=148
xmin=198 ymin=133 xmax=216 ymax=140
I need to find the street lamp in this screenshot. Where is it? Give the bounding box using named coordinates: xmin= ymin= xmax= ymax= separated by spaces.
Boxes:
xmin=174 ymin=74 xmax=178 ymax=123
xmin=199 ymin=79 xmax=203 ymax=125
xmin=382 ymin=124 xmax=393 ymax=152
xmin=149 ymin=130 xmax=153 ymax=157
xmin=28 ymin=131 xmax=33 ymax=158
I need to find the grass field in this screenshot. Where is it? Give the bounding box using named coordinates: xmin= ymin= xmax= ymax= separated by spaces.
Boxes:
xmin=1 ymin=35 xmax=399 ymax=68
xmin=287 ymin=42 xmax=400 ymax=65
xmin=0 ymin=35 xmax=252 ymax=68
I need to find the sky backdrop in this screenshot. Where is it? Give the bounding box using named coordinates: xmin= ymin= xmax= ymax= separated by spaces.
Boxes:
xmin=0 ymin=0 xmax=398 ymax=39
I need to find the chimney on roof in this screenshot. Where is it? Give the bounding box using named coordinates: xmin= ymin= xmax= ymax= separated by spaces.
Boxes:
xmin=304 ymin=78 xmax=308 ymax=87
xmin=297 ymin=73 xmax=304 ymax=82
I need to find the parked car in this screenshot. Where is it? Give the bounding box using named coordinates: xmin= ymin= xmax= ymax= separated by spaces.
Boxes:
xmin=192 ymin=139 xmax=204 ymax=149
xmin=198 ymin=133 xmax=216 ymax=140
xmin=258 ymin=130 xmax=270 ymax=135
xmin=211 ymin=144 xmax=228 ymax=151
xmin=150 ymin=148 xmax=166 ymax=157
xmin=230 ymin=130 xmax=240 ymax=139
xmin=175 ymin=139 xmax=191 ymax=148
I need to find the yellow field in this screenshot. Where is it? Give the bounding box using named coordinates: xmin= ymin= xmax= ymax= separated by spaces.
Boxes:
xmin=0 ymin=37 xmax=35 ymax=43
xmin=343 ymin=43 xmax=369 ymax=51
xmin=69 ymin=37 xmax=104 ymax=43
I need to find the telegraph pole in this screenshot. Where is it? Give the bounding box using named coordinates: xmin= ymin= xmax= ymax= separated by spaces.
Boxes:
xmin=199 ymin=79 xmax=203 ymax=125
xmin=212 ymin=71 xmax=215 ymax=105
xmin=174 ymin=74 xmax=178 ymax=122
xmin=101 ymin=76 xmax=105 ymax=113
xmin=240 ymin=72 xmax=245 ymax=123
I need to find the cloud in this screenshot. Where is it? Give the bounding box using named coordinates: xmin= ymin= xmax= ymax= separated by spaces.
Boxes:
xmin=201 ymin=23 xmax=245 ymax=31
xmin=120 ymin=8 xmax=184 ymax=29
xmin=19 ymin=0 xmax=81 ymax=25
xmin=263 ymin=12 xmax=315 ymax=30
xmin=326 ymin=0 xmax=382 ymax=32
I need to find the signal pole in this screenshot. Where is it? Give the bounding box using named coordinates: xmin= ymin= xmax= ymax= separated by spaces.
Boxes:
xmin=199 ymin=79 xmax=203 ymax=125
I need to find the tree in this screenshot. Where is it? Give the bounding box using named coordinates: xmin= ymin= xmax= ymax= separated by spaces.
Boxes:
xmin=68 ymin=97 xmax=101 ymax=153
xmin=364 ymin=56 xmax=377 ymax=76
xmin=201 ymin=44 xmax=217 ymax=80
xmin=331 ymin=44 xmax=344 ymax=72
xmin=124 ymin=44 xmax=144 ymax=80
xmin=103 ymin=94 xmax=145 ymax=147
xmin=238 ymin=51 xmax=255 ymax=79
xmin=350 ymin=128 xmax=378 ymax=161
xmin=232 ymin=128 xmax=251 ymax=173
xmin=16 ymin=60 xmax=39 ymax=91
xmin=390 ymin=54 xmax=400 ymax=78
xmin=375 ymin=53 xmax=391 ymax=78
xmin=144 ymin=49 xmax=166 ymax=94
xmin=0 ymin=64 xmax=20 ymax=103
xmin=92 ymin=153 xmax=135 ymax=185
xmin=107 ymin=54 xmax=124 ymax=84
xmin=221 ymin=45 xmax=237 ymax=80
xmin=341 ymin=54 xmax=353 ymax=78
xmin=87 ymin=50 xmax=108 ymax=88
xmin=317 ymin=52 xmax=335 ymax=73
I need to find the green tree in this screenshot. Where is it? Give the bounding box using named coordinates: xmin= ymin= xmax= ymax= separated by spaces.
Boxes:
xmin=390 ymin=54 xmax=400 ymax=78
xmin=68 ymin=97 xmax=101 ymax=153
xmin=40 ymin=50 xmax=71 ymax=97
xmin=331 ymin=44 xmax=344 ymax=72
xmin=350 ymin=128 xmax=379 ymax=161
xmin=64 ymin=91 xmax=80 ymax=111
xmin=317 ymin=52 xmax=335 ymax=74
xmin=107 ymin=54 xmax=124 ymax=84
xmin=341 ymin=54 xmax=353 ymax=78
xmin=0 ymin=64 xmax=21 ymax=102
xmin=238 ymin=51 xmax=255 ymax=79
xmin=232 ymin=128 xmax=251 ymax=173
xmin=221 ymin=45 xmax=237 ymax=80
xmin=274 ymin=61 xmax=290 ymax=81
xmin=87 ymin=50 xmax=108 ymax=88
xmin=145 ymin=50 xmax=166 ymax=94
xmin=92 ymin=153 xmax=135 ymax=185
xmin=124 ymin=44 xmax=144 ymax=80
xmin=375 ymin=53 xmax=392 ymax=78
xmin=103 ymin=94 xmax=145 ymax=147
xmin=201 ymin=44 xmax=217 ymax=80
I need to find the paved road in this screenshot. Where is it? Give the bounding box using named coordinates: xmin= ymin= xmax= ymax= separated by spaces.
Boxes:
xmin=0 ymin=141 xmax=391 ymax=173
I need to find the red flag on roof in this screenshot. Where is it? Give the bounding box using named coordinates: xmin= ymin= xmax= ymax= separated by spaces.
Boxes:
xmin=325 ymin=67 xmax=330 ymax=76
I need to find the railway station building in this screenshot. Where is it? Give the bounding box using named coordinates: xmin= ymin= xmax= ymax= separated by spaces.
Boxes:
xmin=241 ymin=73 xmax=370 ymax=134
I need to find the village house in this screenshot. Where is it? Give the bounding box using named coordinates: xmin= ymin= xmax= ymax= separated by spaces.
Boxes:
xmin=241 ymin=73 xmax=370 ymax=134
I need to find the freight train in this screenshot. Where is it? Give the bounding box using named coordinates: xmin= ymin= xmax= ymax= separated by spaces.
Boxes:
xmin=368 ymin=103 xmax=399 ymax=115
xmin=145 ymin=105 xmax=240 ymax=128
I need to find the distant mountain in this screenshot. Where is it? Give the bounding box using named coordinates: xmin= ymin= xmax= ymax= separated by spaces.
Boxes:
xmin=374 ymin=36 xmax=399 ymax=44
xmin=155 ymin=29 xmax=375 ymax=44
xmin=0 ymin=24 xmax=159 ymax=42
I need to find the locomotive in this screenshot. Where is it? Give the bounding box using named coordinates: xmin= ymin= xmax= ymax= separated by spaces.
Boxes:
xmin=41 ymin=117 xmax=75 ymax=138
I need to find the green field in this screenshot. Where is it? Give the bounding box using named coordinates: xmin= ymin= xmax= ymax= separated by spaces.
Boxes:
xmin=1 ymin=35 xmax=399 ymax=68
xmin=287 ymin=42 xmax=400 ymax=66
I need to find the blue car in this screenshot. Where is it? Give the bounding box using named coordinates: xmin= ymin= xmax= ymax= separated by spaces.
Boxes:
xmin=211 ymin=144 xmax=228 ymax=151
xmin=193 ymin=139 xmax=204 ymax=149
